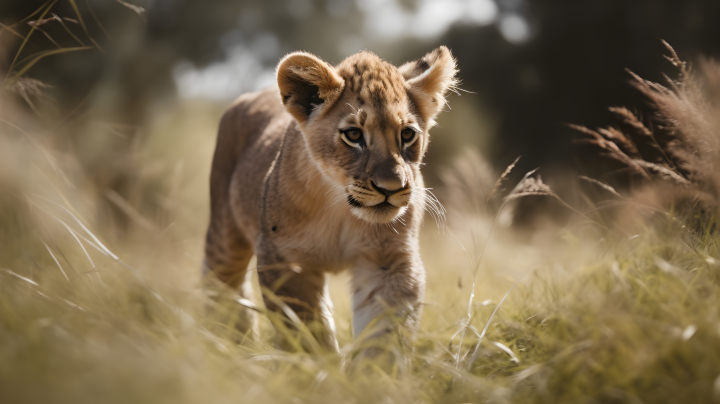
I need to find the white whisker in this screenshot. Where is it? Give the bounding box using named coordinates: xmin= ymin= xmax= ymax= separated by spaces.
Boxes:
xmin=324 ymin=184 xmax=345 ymax=195
xmin=297 ymin=159 xmax=323 ymax=177
xmin=412 ymin=189 xmax=446 ymax=233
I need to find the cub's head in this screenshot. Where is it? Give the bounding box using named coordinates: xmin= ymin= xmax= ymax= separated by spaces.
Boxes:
xmin=277 ymin=47 xmax=457 ymax=223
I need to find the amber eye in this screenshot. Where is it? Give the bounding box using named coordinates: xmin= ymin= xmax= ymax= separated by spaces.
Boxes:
xmin=345 ymin=128 xmax=363 ymax=141
xmin=340 ymin=127 xmax=364 ymax=148
xmin=401 ymin=128 xmax=416 ymax=143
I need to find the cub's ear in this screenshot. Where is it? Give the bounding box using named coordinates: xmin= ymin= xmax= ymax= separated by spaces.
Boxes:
xmin=277 ymin=52 xmax=345 ymax=125
xmin=399 ymin=46 xmax=458 ymax=125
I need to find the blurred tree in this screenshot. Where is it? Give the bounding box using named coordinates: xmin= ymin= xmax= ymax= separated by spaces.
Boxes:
xmin=436 ymin=0 xmax=720 ymax=174
xmin=2 ymin=0 xmax=720 ymax=182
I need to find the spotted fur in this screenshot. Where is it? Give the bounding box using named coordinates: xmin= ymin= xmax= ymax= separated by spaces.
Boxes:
xmin=204 ymin=47 xmax=458 ymax=351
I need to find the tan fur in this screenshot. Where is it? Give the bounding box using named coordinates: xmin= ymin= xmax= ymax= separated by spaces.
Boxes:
xmin=204 ymin=47 xmax=458 ymax=351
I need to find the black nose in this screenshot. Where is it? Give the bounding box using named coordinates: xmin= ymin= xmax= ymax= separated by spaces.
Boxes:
xmin=371 ymin=180 xmax=403 ymax=197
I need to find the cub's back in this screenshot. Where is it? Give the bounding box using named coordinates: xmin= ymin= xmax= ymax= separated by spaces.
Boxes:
xmin=209 ymin=88 xmax=291 ymax=242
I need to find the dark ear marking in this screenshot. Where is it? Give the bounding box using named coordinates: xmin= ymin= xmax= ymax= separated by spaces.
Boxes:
xmin=399 ymin=46 xmax=458 ymax=122
xmin=276 ymin=51 xmax=345 ymax=124
xmin=398 ymin=57 xmax=431 ymax=81
xmin=290 ymin=81 xmax=323 ymax=117
xmin=416 ymin=59 xmax=430 ymax=72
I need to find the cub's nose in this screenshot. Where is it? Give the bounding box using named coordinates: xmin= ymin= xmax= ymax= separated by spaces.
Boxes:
xmin=371 ymin=165 xmax=408 ymax=196
xmin=371 ymin=180 xmax=406 ymax=197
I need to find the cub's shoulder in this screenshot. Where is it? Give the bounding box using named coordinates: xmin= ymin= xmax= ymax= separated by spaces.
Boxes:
xmin=222 ymin=87 xmax=286 ymax=128
xmin=216 ymin=87 xmax=290 ymax=155
xmin=212 ymin=88 xmax=289 ymax=185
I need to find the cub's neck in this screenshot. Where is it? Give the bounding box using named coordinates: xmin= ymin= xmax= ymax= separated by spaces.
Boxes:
xmin=273 ymin=122 xmax=351 ymax=223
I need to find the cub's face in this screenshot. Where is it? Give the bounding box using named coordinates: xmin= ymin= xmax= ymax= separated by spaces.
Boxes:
xmin=307 ymin=96 xmax=423 ymax=223
xmin=277 ymin=47 xmax=457 ymax=224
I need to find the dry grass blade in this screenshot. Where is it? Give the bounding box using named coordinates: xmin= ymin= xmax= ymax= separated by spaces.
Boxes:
xmin=504 ymin=178 xmax=556 ymax=201
xmin=29 ymin=195 xmax=117 ymax=259
xmin=27 ymin=17 xmax=56 ymax=27
xmin=0 ymin=22 xmax=26 ymax=40
xmin=609 ymin=107 xmax=651 ymax=137
xmin=4 ymin=0 xmax=59 ymax=81
xmin=237 ymin=298 xmax=265 ymax=313
xmin=83 ymin=0 xmax=111 ymax=40
xmin=3 ymin=269 xmax=41 ymax=286
xmin=67 ymin=0 xmax=106 ymax=54
xmin=491 ymin=341 xmax=519 ymax=364
xmin=503 ymin=169 xmax=559 ymax=202
xmin=467 ymin=282 xmax=517 ymax=370
xmin=626 ymin=69 xmax=674 ymax=98
xmin=661 ymin=39 xmax=689 ymax=82
xmin=0 ymin=0 xmax=52 ymax=36
xmin=52 ymin=13 xmax=86 ymax=46
xmin=597 ymin=127 xmax=640 ymax=157
xmin=487 ymin=155 xmax=521 ymax=202
xmin=116 ymin=0 xmax=146 ymax=19
xmin=41 ymin=240 xmax=70 ymax=282
xmin=571 ymin=123 xmax=650 ymax=178
xmin=261 ymin=287 xmax=323 ymax=354
xmin=449 ymin=169 xmax=542 ymax=369
xmin=105 ymin=189 xmax=158 ymax=232
xmin=608 ymin=107 xmax=678 ymax=168
xmin=633 ymin=160 xmax=690 ymax=185
xmin=58 ymin=224 xmax=93 ymax=267
xmin=579 ymin=175 xmax=623 ymax=198
xmin=508 ymin=169 xmax=617 ymax=233
xmin=578 ymin=42 xmax=719 ymax=220
xmin=7 ymin=46 xmax=94 ymax=85
xmin=6 ymin=78 xmax=52 ymax=98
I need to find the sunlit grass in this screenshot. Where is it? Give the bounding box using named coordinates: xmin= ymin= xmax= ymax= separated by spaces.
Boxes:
xmin=2 ymin=92 xmax=719 ymax=404
xmin=2 ymin=11 xmax=720 ymax=401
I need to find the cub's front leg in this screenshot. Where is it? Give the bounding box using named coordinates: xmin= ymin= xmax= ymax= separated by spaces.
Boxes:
xmin=256 ymin=254 xmax=340 ymax=353
xmin=350 ymin=251 xmax=426 ymax=350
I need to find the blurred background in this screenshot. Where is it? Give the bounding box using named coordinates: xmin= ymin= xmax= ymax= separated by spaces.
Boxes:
xmin=2 ymin=0 xmax=720 ymax=243
xmin=3 ymin=0 xmax=720 ymax=181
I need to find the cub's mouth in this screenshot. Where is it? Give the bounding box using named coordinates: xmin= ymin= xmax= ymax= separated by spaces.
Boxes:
xmin=347 ymin=195 xmax=404 ymax=209
xmin=347 ymin=194 xmax=408 ymax=224
xmin=373 ymin=201 xmax=395 ymax=209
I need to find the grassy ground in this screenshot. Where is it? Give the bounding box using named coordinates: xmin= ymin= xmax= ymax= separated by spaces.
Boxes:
xmin=2 ymin=90 xmax=720 ymax=404
xmin=2 ymin=12 xmax=720 ymax=401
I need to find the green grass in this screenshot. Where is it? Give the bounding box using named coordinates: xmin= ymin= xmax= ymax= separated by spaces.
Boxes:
xmin=1 ymin=95 xmax=719 ymax=404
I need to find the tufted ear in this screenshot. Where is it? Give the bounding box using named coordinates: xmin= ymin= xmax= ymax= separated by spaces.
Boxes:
xmin=399 ymin=46 xmax=458 ymax=125
xmin=277 ymin=52 xmax=345 ymax=125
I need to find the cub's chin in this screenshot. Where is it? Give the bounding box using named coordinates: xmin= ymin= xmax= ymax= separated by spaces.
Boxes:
xmin=350 ymin=201 xmax=407 ymax=224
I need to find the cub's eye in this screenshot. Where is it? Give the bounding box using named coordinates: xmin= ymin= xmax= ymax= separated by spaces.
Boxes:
xmin=345 ymin=128 xmax=362 ymax=141
xmin=340 ymin=127 xmax=364 ymax=148
xmin=401 ymin=128 xmax=415 ymax=141
xmin=400 ymin=127 xmax=418 ymax=146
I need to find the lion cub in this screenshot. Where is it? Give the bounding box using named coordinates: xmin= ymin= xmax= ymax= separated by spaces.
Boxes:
xmin=204 ymin=47 xmax=457 ymax=351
